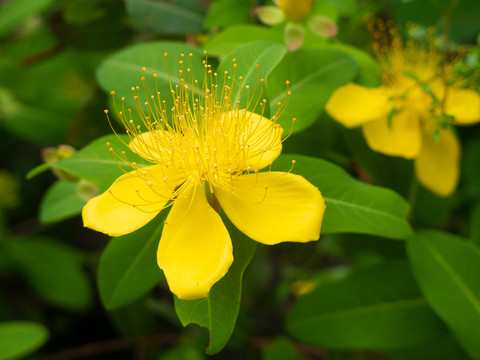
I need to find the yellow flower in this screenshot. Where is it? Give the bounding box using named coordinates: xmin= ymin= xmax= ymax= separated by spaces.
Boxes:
xmin=326 ymin=23 xmax=480 ymax=197
xmin=82 ymin=53 xmax=326 ymax=300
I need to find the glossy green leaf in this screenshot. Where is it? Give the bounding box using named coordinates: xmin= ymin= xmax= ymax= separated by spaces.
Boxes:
xmin=267 ymin=48 xmax=358 ymax=133
xmin=217 ymin=41 xmax=287 ymax=117
xmin=174 ymin=216 xmax=256 ymax=355
xmin=97 ymin=41 xmax=203 ymax=109
xmin=205 ymin=24 xmax=283 ymax=57
xmin=407 ymin=230 xmax=480 ymax=360
xmin=125 ymin=0 xmax=205 ymax=34
xmin=287 ymin=260 xmax=447 ymax=349
xmin=0 ymin=0 xmax=54 ymax=38
xmin=0 ymin=321 xmax=49 ymax=360
xmin=98 ymin=215 xmax=166 ymax=309
xmin=273 ymin=154 xmax=412 ymax=239
xmin=39 ymin=180 xmax=87 ymax=224
xmin=55 ymin=134 xmax=148 ymax=189
xmin=6 ymin=237 xmax=92 ymax=310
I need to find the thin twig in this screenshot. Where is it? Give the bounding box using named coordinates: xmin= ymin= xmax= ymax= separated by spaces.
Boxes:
xmin=43 ymin=334 xmax=177 ymax=360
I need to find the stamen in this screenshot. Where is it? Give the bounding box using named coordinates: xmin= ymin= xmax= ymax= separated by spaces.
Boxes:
xmin=103 ymin=52 xmax=295 ymax=211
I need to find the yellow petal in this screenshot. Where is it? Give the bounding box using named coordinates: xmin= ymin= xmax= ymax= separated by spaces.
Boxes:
xmin=82 ymin=165 xmax=183 ymax=237
xmin=158 ymin=185 xmax=233 ymax=300
xmin=215 ymin=172 xmax=325 ymax=245
xmin=326 ymin=83 xmax=389 ymax=128
xmin=445 ymin=88 xmax=480 ymax=125
xmin=129 ymin=130 xmax=179 ymax=162
xmin=220 ymin=110 xmax=283 ymax=170
xmin=414 ymin=128 xmax=460 ymax=197
xmin=362 ymin=110 xmax=422 ymax=159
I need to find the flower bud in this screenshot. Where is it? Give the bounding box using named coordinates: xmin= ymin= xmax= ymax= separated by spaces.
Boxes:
xmin=279 ymin=0 xmax=313 ymax=21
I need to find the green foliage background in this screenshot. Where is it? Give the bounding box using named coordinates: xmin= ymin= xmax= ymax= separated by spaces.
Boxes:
xmin=1 ymin=0 xmax=480 ymax=359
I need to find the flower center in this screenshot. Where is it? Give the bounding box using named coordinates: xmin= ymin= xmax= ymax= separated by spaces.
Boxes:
xmin=105 ymin=52 xmax=293 ymax=205
xmin=372 ymin=20 xmax=464 ymax=133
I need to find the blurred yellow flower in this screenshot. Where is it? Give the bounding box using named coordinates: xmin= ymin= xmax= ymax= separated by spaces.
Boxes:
xmin=326 ymin=23 xmax=480 ymax=197
xmin=83 ymin=53 xmax=326 ymax=300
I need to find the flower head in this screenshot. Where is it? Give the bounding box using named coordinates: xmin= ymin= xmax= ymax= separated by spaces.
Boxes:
xmin=326 ymin=21 xmax=480 ymax=197
xmin=255 ymin=0 xmax=337 ymax=51
xmin=83 ymin=52 xmax=325 ymax=300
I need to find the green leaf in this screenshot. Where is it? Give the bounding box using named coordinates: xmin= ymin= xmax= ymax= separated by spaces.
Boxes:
xmin=407 ymin=230 xmax=480 ymax=360
xmin=39 ymin=180 xmax=87 ymax=224
xmin=98 ymin=214 xmax=166 ymax=309
xmin=388 ymin=334 xmax=471 ymax=360
xmin=55 ymin=134 xmax=148 ymax=189
xmin=273 ymin=154 xmax=412 ymax=239
xmin=160 ymin=335 xmax=207 ymax=360
xmin=55 ymin=0 xmax=134 ymax=51
xmin=324 ymin=0 xmax=357 ymax=15
xmin=328 ymin=44 xmax=382 ymax=87
xmin=25 ymin=163 xmax=53 ymax=180
xmin=411 ymin=183 xmax=453 ymax=228
xmin=217 ymin=41 xmax=287 ymax=117
xmin=267 ymin=47 xmax=358 ymax=133
xmin=286 ymin=260 xmax=447 ymax=349
xmin=0 ymin=0 xmax=54 ymax=38
xmin=339 ymin=127 xmax=414 ymax=196
xmin=391 ymin=0 xmax=480 ymax=43
xmin=174 ymin=216 xmax=256 ymax=355
xmin=109 ymin=298 xmax=155 ymax=337
xmin=262 ymin=337 xmax=302 ymax=360
xmin=0 ymin=48 xmax=96 ymax=145
xmin=0 ymin=321 xmax=49 ymax=360
xmin=205 ymin=0 xmax=250 ymax=29
xmin=125 ymin=0 xmax=205 ymax=34
xmin=6 ymin=237 xmax=92 ymax=310
xmin=205 ymin=25 xmax=283 ymax=57
xmin=96 ymin=41 xmax=204 ymax=109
